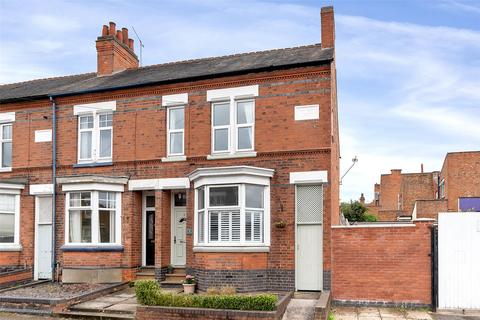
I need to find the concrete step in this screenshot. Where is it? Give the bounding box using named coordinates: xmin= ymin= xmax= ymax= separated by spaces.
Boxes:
xmin=172 ymin=267 xmax=185 ymax=274
xmin=58 ymin=310 xmax=134 ymax=319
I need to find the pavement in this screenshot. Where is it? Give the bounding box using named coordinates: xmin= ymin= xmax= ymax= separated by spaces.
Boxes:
xmin=334 ymin=307 xmax=480 ymax=320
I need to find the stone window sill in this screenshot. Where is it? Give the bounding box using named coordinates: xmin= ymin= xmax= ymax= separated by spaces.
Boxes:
xmin=0 ymin=167 xmax=13 ymax=173
xmin=207 ymin=152 xmax=257 ymax=160
xmin=161 ymin=155 xmax=187 ymax=162
xmin=73 ymin=162 xmax=113 ymax=168
xmin=193 ymin=246 xmax=269 ymax=253
xmin=0 ymin=244 xmax=22 ymax=252
xmin=60 ymin=245 xmax=124 ymax=252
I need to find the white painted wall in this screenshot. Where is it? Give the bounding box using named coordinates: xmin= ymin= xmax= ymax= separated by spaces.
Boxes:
xmin=438 ymin=212 xmax=480 ymax=310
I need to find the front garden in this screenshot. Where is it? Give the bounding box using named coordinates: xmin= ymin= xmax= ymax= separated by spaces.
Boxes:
xmin=135 ymin=279 xmax=292 ymax=320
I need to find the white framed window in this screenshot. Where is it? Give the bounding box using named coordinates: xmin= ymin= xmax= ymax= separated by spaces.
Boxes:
xmin=167 ymin=106 xmax=185 ymax=156
xmin=196 ymin=184 xmax=266 ymax=246
xmin=0 ymin=185 xmax=22 ymax=251
xmin=65 ymin=191 xmax=121 ymax=245
xmin=78 ymin=112 xmax=113 ymax=163
xmin=211 ymin=99 xmax=255 ymax=154
xmin=0 ymin=123 xmax=13 ymax=170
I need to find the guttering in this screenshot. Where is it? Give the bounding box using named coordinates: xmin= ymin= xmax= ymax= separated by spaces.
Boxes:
xmin=49 ymin=95 xmax=57 ymax=281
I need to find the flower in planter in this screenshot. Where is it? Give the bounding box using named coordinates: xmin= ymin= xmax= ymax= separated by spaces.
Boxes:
xmin=183 ymin=274 xmax=196 ymax=284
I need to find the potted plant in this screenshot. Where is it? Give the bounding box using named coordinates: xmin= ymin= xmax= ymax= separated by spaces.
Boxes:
xmin=166 ymin=264 xmax=174 ymax=274
xmin=182 ymin=275 xmax=196 ymax=294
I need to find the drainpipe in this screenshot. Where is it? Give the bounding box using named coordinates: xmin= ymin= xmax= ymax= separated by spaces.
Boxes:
xmin=49 ymin=96 xmax=57 ymax=282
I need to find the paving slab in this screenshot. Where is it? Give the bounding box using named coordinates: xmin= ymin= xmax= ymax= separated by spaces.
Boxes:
xmin=105 ymin=303 xmax=138 ymax=313
xmin=95 ymin=296 xmax=129 ymax=303
xmin=70 ymin=300 xmax=114 ymax=310
xmin=379 ymin=308 xmax=406 ymax=318
xmin=359 ymin=316 xmax=382 ymax=320
xmin=282 ymin=298 xmax=317 ymax=320
xmin=406 ymin=310 xmax=432 ymax=320
xmin=358 ymin=308 xmax=381 ymax=317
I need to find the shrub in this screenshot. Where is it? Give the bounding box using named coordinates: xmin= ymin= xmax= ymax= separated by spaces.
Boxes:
xmin=363 ymin=214 xmax=378 ymax=222
xmin=135 ymin=280 xmax=277 ymax=311
xmin=135 ymin=280 xmax=162 ymax=305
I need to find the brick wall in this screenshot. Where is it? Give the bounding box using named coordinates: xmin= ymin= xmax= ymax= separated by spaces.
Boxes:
xmin=414 ymin=200 xmax=448 ymax=220
xmin=441 ymin=152 xmax=480 ymax=211
xmin=331 ymin=221 xmax=433 ymax=306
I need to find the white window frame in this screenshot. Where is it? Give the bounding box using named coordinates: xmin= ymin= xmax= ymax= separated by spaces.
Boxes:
xmin=0 ymin=123 xmax=13 ymax=172
xmin=77 ymin=111 xmax=113 ymax=164
xmin=211 ymin=99 xmax=255 ymax=155
xmin=0 ymin=185 xmax=23 ymax=251
xmin=64 ymin=191 xmax=122 ymax=246
xmin=167 ymin=106 xmax=185 ymax=157
xmin=195 ymin=183 xmax=268 ymax=247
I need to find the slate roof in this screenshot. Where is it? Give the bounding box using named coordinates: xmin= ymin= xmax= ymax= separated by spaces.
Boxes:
xmin=0 ymin=44 xmax=333 ymax=103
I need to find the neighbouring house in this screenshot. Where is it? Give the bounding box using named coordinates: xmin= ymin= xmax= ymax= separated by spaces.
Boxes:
xmin=365 ymin=151 xmax=480 ymax=221
xmin=0 ymin=7 xmax=339 ymax=292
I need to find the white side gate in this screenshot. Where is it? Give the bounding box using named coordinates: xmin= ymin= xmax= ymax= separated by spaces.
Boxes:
xmin=438 ymin=212 xmax=480 ymax=310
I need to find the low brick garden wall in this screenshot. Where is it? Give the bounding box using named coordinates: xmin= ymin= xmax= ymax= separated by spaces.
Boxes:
xmin=136 ymin=291 xmax=293 ymax=320
xmin=0 ymin=267 xmax=32 ymax=290
xmin=331 ymin=220 xmax=434 ymax=307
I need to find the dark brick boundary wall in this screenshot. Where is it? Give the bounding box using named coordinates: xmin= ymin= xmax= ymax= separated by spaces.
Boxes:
xmin=0 ymin=268 xmax=32 ymax=290
xmin=136 ymin=291 xmax=293 ymax=320
xmin=331 ymin=220 xmax=434 ymax=306
xmin=188 ymin=269 xmax=295 ymax=292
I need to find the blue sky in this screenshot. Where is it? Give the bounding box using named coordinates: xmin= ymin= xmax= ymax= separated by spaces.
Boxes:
xmin=1 ymin=0 xmax=479 ymax=202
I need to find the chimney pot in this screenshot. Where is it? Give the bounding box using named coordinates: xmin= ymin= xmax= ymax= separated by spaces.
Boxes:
xmin=421 ymin=163 xmax=424 ymax=173
xmin=116 ymin=30 xmax=123 ymax=42
xmin=102 ymin=25 xmax=109 ymax=36
xmin=96 ymin=22 xmax=138 ymax=76
xmin=109 ymin=22 xmax=116 ymax=36
xmin=122 ymin=28 xmax=129 ymax=45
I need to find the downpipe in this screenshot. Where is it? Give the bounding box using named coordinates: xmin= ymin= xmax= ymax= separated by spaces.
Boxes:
xmin=49 ymin=96 xmax=57 ymax=282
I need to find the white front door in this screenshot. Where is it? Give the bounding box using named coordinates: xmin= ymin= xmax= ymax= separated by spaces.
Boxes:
xmin=35 ymin=196 xmax=53 ymax=280
xmin=296 ymin=185 xmax=323 ymax=291
xmin=171 ymin=192 xmax=187 ymax=266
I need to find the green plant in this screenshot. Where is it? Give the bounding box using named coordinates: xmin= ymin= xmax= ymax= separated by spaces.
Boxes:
xmin=183 ymin=274 xmax=196 ymax=284
xmin=328 ymin=311 xmax=335 ymax=320
xmin=341 ymin=201 xmax=377 ymax=222
xmin=363 ymin=214 xmax=378 ymax=222
xmin=135 ymin=280 xmax=277 ymax=311
xmin=135 ymin=280 xmax=162 ymax=305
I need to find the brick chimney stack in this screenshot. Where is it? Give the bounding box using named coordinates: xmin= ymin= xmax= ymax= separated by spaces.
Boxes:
xmin=320 ymin=6 xmax=335 ymax=48
xmin=96 ymin=22 xmax=139 ymax=76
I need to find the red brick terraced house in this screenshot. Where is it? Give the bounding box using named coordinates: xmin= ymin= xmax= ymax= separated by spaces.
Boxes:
xmin=0 ymin=7 xmax=339 ymax=292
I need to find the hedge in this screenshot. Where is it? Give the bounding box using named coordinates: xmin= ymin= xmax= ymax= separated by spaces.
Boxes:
xmin=134 ymin=280 xmax=278 ymax=311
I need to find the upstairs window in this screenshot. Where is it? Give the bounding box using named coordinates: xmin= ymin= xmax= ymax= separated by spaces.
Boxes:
xmin=78 ymin=113 xmax=113 ymax=163
xmin=0 ymin=124 xmax=12 ymax=169
xmin=167 ymin=106 xmax=185 ymax=156
xmin=212 ymin=99 xmax=255 ymax=153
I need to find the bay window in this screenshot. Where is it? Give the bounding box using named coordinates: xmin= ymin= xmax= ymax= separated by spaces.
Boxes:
xmin=0 ymin=183 xmax=22 ymax=250
xmin=196 ymin=184 xmax=267 ymax=246
xmin=0 ymin=123 xmax=12 ymax=170
xmin=66 ymin=191 xmax=121 ymax=245
xmin=0 ymin=194 xmax=16 ymax=244
xmin=78 ymin=112 xmax=113 ymax=163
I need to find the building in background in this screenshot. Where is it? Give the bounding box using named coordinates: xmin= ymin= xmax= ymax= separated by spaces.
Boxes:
xmin=364 ymin=151 xmax=480 ymax=221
